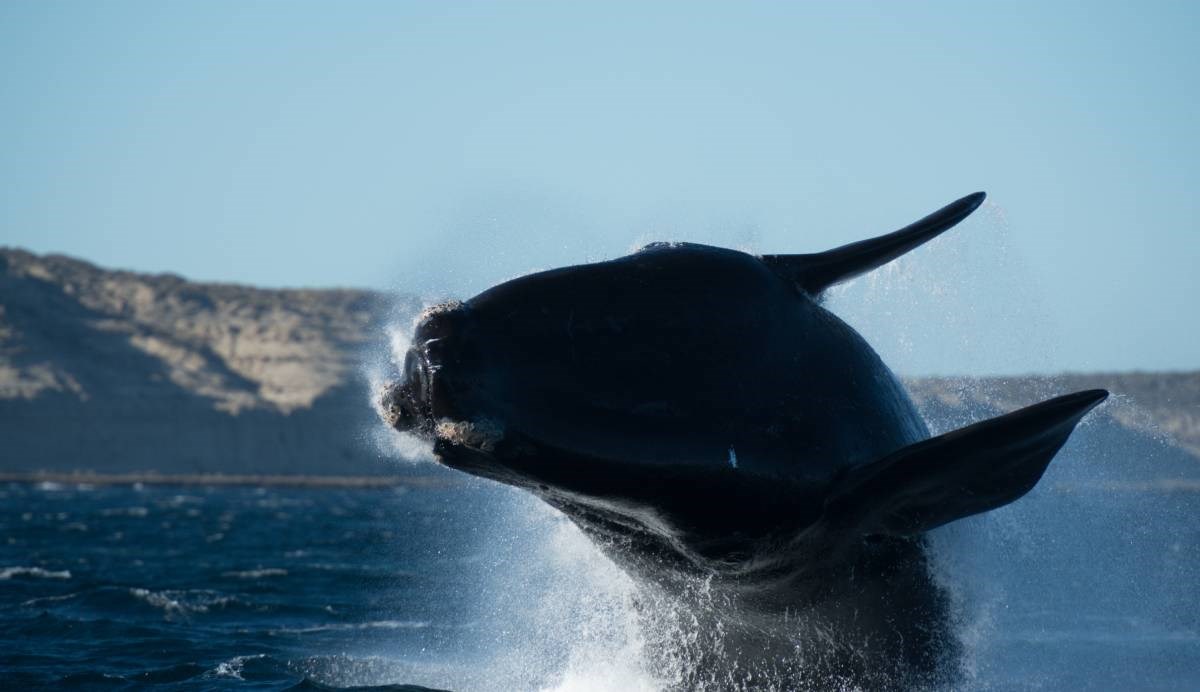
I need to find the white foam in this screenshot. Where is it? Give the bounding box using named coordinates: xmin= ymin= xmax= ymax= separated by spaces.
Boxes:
xmin=361 ymin=298 xmax=443 ymax=465
xmin=455 ymin=491 xmax=665 ymax=691
xmin=128 ymin=587 xmax=240 ymax=618
xmin=269 ymin=620 xmax=430 ymax=635
xmin=0 ymin=566 xmax=71 ymax=580
xmin=208 ymin=654 xmax=266 ymax=680
xmin=220 ymin=568 xmax=288 ymax=579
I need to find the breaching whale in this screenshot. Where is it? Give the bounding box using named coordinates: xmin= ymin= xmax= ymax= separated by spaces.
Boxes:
xmin=377 ymin=192 xmax=1107 ymax=687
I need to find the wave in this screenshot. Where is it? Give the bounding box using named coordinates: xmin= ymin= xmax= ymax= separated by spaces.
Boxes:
xmin=268 ymin=620 xmax=431 ymax=635
xmin=221 ymin=568 xmax=289 ymax=579
xmin=32 ymin=653 xmax=454 ymax=690
xmin=0 ymin=566 xmax=71 ymax=580
xmin=128 ymin=587 xmax=242 ymax=617
xmin=22 ymin=586 xmax=243 ymax=614
xmin=208 ymin=653 xmax=268 ymax=680
xmin=20 ymin=592 xmax=81 ymax=607
xmin=15 ymin=584 xmax=350 ymax=624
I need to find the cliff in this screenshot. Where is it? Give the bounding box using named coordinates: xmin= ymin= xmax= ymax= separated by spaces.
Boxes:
xmin=0 ymin=248 xmax=412 ymax=475
xmin=2 ymin=247 xmax=1198 ymax=480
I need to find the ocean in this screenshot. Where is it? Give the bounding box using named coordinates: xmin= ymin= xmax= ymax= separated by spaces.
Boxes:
xmin=2 ymin=462 xmax=1199 ymax=690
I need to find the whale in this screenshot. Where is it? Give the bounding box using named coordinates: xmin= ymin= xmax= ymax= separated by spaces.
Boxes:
xmin=376 ymin=192 xmax=1107 ymax=687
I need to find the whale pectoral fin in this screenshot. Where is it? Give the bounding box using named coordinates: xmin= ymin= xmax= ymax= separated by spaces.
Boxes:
xmin=821 ymin=389 xmax=1108 ymax=537
xmin=762 ymin=191 xmax=985 ymax=296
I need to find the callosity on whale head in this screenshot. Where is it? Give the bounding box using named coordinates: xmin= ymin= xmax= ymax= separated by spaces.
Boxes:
xmin=377 ymin=192 xmax=1108 ymax=686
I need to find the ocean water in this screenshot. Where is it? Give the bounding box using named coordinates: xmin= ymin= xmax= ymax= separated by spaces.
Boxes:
xmin=0 ymin=478 xmax=651 ymax=691
xmin=3 ymin=450 xmax=1198 ymax=691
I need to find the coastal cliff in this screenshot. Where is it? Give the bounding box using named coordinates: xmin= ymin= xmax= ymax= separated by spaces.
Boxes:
xmin=0 ymin=248 xmax=410 ymax=476
xmin=2 ymin=247 xmax=1198 ymax=480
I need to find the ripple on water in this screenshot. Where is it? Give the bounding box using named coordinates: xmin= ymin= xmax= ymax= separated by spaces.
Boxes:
xmin=221 ymin=568 xmax=289 ymax=579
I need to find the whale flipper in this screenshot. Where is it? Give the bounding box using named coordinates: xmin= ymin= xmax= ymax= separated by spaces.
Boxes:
xmin=762 ymin=191 xmax=986 ymax=296
xmin=821 ymin=388 xmax=1108 ymax=537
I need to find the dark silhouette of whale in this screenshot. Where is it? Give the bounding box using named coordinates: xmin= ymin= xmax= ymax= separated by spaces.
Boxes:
xmin=377 ymin=192 xmax=1107 ymax=688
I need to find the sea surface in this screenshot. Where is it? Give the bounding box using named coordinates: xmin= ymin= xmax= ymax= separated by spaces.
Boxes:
xmin=2 ymin=469 xmax=1199 ymax=691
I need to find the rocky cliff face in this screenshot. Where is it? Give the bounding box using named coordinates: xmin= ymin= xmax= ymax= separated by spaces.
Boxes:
xmin=2 ymin=247 xmax=1197 ymax=479
xmin=0 ymin=248 xmax=414 ymax=475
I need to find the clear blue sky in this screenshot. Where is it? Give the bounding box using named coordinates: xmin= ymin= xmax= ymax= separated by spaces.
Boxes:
xmin=2 ymin=1 xmax=1197 ymax=375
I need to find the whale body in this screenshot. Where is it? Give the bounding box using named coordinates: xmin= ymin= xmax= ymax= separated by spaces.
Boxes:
xmin=377 ymin=192 xmax=1107 ymax=687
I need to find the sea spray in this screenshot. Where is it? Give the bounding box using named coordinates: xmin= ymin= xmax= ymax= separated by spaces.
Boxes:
xmin=828 ymin=211 xmax=1199 ymax=687
xmin=923 ymin=386 xmax=1200 ymax=689
xmin=448 ymin=486 xmax=653 ymax=690
xmin=364 ymin=304 xmax=437 ymax=463
xmin=826 ymin=197 xmax=1057 ymax=377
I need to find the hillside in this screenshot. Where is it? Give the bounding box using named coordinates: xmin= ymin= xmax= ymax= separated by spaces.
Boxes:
xmin=0 ymin=248 xmax=412 ymax=475
xmin=2 ymin=247 xmax=1197 ymax=479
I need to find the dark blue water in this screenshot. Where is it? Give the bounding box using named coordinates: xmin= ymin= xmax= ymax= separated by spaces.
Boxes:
xmin=0 ymin=481 xmax=500 ymax=690
xmin=3 ymin=463 xmax=1199 ymax=690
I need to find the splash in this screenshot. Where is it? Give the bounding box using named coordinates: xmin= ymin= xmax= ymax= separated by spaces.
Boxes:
xmin=826 ymin=198 xmax=1057 ymax=377
xmin=362 ymin=305 xmax=438 ymax=464
xmin=831 ymin=201 xmax=1200 ymax=687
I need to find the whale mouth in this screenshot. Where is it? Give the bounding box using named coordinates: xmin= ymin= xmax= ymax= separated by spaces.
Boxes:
xmin=377 ymin=376 xmax=506 ymax=456
xmin=375 ymin=338 xmax=438 ymax=434
xmin=377 ymin=300 xmax=507 ymax=454
xmin=376 ymin=378 xmax=423 ymax=433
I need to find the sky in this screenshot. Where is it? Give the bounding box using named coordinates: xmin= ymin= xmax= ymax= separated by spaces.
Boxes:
xmin=2 ymin=1 xmax=1197 ymax=375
